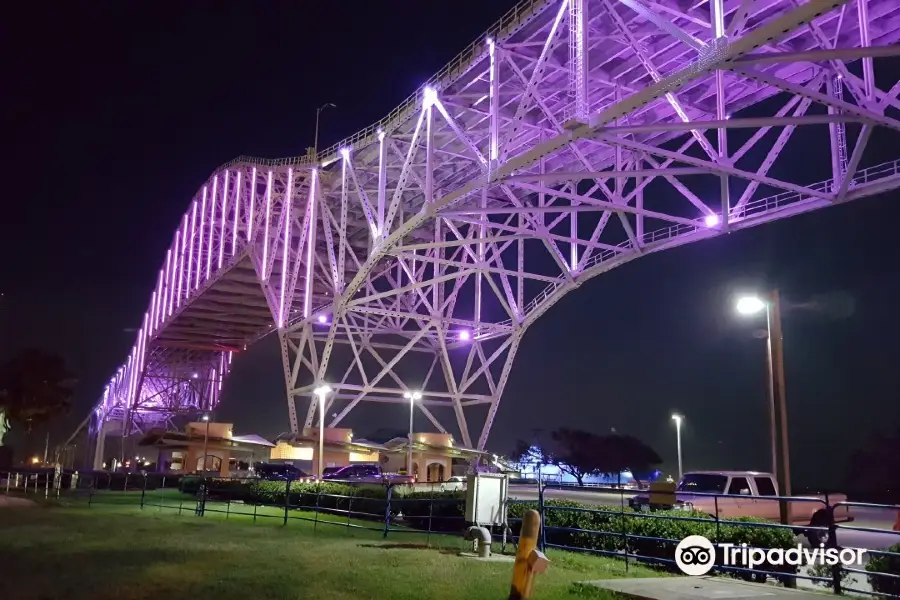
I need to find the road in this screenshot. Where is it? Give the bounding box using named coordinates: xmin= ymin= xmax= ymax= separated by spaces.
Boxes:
xmin=508 ymin=485 xmax=899 ymax=550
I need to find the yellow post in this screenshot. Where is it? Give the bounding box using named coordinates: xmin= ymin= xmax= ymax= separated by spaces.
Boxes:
xmin=510 ymin=509 xmax=549 ymax=600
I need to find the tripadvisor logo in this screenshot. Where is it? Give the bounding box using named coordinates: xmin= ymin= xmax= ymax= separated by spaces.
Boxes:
xmin=675 ymin=535 xmax=866 ymax=576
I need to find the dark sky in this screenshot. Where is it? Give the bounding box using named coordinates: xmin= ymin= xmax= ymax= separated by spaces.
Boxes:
xmin=4 ymin=1 xmax=900 ymax=489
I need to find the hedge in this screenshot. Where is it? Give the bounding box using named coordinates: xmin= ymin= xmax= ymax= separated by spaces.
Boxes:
xmin=185 ymin=478 xmax=468 ymax=531
xmin=866 ymin=542 xmax=900 ymax=596
xmin=509 ymin=499 xmax=797 ymax=580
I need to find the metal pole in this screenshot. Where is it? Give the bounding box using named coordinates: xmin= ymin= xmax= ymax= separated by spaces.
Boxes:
xmin=675 ymin=419 xmax=683 ymax=480
xmin=201 ymin=418 xmax=210 ymax=474
xmin=407 ymin=395 xmax=414 ymax=476
xmin=768 ymin=290 xmax=792 ymax=525
xmin=318 ymin=393 xmax=325 ymax=480
xmin=313 ymin=103 xmax=335 ymax=155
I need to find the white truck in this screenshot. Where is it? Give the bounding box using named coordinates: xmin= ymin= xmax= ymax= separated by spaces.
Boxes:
xmin=628 ymin=470 xmax=853 ymax=545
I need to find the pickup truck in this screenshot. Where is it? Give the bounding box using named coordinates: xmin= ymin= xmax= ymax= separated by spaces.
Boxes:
xmin=628 ymin=470 xmax=852 ymax=545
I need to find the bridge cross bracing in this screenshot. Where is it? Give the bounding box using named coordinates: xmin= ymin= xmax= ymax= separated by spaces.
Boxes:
xmin=87 ymin=0 xmax=900 ymax=465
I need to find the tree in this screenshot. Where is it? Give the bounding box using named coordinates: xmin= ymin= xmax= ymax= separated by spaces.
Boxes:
xmin=549 ymin=428 xmax=610 ymax=485
xmin=593 ymin=433 xmax=663 ymax=484
xmin=0 ymin=349 xmax=75 ymax=445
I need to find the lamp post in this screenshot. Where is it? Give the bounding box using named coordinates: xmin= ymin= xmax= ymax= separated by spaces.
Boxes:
xmin=313 ymin=103 xmax=336 ymax=155
xmin=200 ymin=413 xmax=210 ymax=474
xmin=736 ymin=291 xmax=792 ymax=524
xmin=313 ymin=385 xmax=332 ymax=480
xmin=403 ymin=391 xmax=422 ymax=478
xmin=671 ymin=414 xmax=683 ymax=480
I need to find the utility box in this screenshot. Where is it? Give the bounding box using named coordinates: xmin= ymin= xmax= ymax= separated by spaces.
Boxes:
xmin=465 ymin=472 xmax=508 ymax=526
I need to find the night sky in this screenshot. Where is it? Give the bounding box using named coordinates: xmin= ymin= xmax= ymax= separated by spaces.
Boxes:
xmin=5 ymin=1 xmax=900 ymax=489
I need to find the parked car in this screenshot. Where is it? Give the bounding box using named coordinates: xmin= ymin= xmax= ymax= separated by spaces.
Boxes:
xmin=440 ymin=476 xmax=467 ymax=492
xmin=628 ymin=470 xmax=852 ymax=545
xmin=322 ymin=463 xmax=413 ymax=484
xmin=254 ymin=463 xmax=308 ymax=481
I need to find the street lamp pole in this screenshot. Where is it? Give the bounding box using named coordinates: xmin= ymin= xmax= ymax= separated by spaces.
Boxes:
xmin=201 ymin=414 xmax=210 ymax=474
xmin=313 ymin=385 xmax=332 ymax=480
xmin=313 ymin=103 xmax=336 ymax=155
xmin=737 ymin=291 xmax=792 ymax=524
xmin=403 ymin=391 xmax=422 ymax=479
xmin=671 ymin=414 xmax=683 ymax=480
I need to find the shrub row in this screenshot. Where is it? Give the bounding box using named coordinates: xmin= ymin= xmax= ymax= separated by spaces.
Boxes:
xmin=866 ymin=542 xmax=900 ymax=596
xmin=183 ymin=478 xmax=468 ymax=531
xmin=509 ymin=499 xmax=797 ymax=580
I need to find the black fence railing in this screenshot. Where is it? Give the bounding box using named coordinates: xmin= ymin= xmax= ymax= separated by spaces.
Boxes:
xmin=3 ymin=470 xmax=898 ymax=597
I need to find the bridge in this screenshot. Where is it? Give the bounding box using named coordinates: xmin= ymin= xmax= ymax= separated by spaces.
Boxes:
xmin=86 ymin=0 xmax=900 ymax=467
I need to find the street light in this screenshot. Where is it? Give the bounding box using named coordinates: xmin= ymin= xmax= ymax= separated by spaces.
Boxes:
xmin=403 ymin=390 xmax=423 ymax=478
xmin=735 ymin=291 xmax=792 ymax=525
xmin=201 ymin=413 xmax=210 ymax=474
xmin=671 ymin=414 xmax=683 ymax=480
xmin=313 ymin=103 xmax=336 ymax=155
xmin=313 ymin=385 xmax=332 ymax=480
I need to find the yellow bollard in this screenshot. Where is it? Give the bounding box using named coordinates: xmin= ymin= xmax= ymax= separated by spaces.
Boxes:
xmin=509 ymin=509 xmax=550 ymax=600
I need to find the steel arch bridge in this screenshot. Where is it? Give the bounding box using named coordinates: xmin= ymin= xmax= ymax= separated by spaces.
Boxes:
xmin=87 ymin=0 xmax=900 ymax=466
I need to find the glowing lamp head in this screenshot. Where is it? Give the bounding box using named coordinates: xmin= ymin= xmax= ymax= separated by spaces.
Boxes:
xmin=201 ymin=414 xmax=210 ymax=422
xmin=317 ymin=314 xmax=328 ymax=324
xmin=403 ymin=390 xmax=423 ymax=401
xmin=340 ymin=147 xmax=350 ymax=160
xmin=487 ymin=37 xmax=494 ymax=47
xmin=671 ymin=414 xmax=683 ymax=423
xmin=704 ymin=214 xmax=720 ymax=227
xmin=313 ymin=384 xmax=332 ymax=397
xmin=423 ymin=86 xmax=438 ymax=109
xmin=377 ymin=128 xmax=385 ymax=141
xmin=458 ymin=329 xmax=471 ymax=341
xmin=736 ymin=296 xmax=767 ymax=315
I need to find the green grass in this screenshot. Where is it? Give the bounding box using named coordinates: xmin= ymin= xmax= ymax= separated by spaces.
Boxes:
xmin=0 ymin=497 xmax=663 ymax=600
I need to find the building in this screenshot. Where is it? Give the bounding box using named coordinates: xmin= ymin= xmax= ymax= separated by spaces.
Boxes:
xmin=269 ymin=428 xmax=497 ymax=482
xmin=138 ymin=421 xmax=274 ymax=477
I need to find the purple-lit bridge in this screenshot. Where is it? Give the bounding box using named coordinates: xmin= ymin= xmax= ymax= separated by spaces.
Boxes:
xmin=86 ymin=0 xmax=900 ymax=466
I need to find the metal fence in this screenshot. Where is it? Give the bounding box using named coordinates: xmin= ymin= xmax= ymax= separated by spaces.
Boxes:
xmin=3 ymin=469 xmax=898 ymax=597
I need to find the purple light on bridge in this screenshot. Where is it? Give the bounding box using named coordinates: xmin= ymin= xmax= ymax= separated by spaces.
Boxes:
xmin=163 ymin=248 xmax=173 ymax=319
xmin=206 ymin=175 xmax=217 ymax=281
xmin=317 ymin=314 xmax=328 ymax=324
xmin=148 ymin=290 xmax=158 ymax=337
xmin=219 ymin=170 xmax=229 ymax=270
xmin=248 ymin=167 xmax=257 ymax=242
xmin=232 ymin=170 xmax=242 ymax=256
xmin=187 ymin=199 xmax=198 ymax=294
xmin=177 ymin=216 xmax=188 ymax=308
xmin=303 ymin=169 xmax=318 ymax=318
xmin=340 ymin=147 xmax=350 ymax=160
xmin=279 ymin=167 xmax=294 ymax=328
xmin=458 ymin=329 xmax=471 ymax=341
xmin=423 ymin=86 xmax=438 ymax=109
xmin=262 ymin=170 xmax=274 ymax=280
xmin=197 ymin=186 xmax=207 ymax=290
xmin=704 ymin=214 xmax=720 ymax=227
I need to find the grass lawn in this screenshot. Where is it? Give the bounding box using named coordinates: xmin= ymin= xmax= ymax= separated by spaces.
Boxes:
xmin=0 ymin=498 xmax=663 ymax=600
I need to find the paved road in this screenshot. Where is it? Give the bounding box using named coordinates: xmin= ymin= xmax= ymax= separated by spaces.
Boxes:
xmin=508 ymin=485 xmax=899 ymax=550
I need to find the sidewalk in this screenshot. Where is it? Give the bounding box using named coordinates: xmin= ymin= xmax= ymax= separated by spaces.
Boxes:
xmin=582 ymin=576 xmax=833 ymax=599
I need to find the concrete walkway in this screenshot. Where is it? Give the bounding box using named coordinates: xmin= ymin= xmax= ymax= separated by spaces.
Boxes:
xmin=582 ymin=576 xmax=832 ymax=599
xmin=0 ymin=495 xmax=37 ymax=508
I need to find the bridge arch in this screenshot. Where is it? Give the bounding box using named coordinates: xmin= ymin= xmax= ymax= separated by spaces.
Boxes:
xmin=85 ymin=0 xmax=900 ymax=464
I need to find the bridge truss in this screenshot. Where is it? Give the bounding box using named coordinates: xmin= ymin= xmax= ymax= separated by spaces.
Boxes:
xmin=87 ymin=0 xmax=900 ymax=465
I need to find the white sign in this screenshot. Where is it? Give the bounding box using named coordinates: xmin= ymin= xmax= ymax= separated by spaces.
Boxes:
xmin=675 ymin=535 xmax=866 ymax=576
